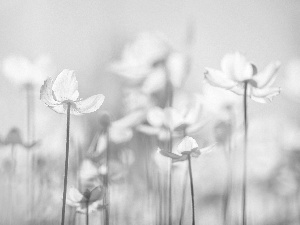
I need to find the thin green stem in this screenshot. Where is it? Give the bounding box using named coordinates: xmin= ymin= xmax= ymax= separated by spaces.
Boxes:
xmin=242 ymin=82 xmax=248 ymax=225
xmin=188 ymin=155 xmax=195 ymax=225
xmin=61 ymin=103 xmax=71 ymax=225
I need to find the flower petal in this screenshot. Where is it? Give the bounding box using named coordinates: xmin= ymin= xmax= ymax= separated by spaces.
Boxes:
xmin=199 ymin=143 xmax=216 ymax=155
xmin=177 ymin=136 xmax=198 ymax=154
xmin=52 ymin=70 xmax=79 ymax=102
xmin=251 ymin=61 xmax=281 ymax=88
xmin=250 ymin=87 xmax=281 ymax=103
xmin=158 ymin=149 xmax=182 ymax=159
xmin=141 ymin=68 xmax=166 ymax=94
xmin=204 ymin=68 xmax=237 ymax=89
xmin=147 ymin=107 xmax=164 ymax=127
xmin=75 ymin=94 xmax=105 ymax=114
xmin=40 ymin=77 xmax=61 ymax=107
xmin=67 ymin=187 xmax=85 ymax=204
xmin=89 ymin=186 xmax=104 ymax=202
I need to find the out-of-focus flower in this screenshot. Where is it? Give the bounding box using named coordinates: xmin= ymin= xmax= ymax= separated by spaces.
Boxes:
xmin=0 ymin=127 xmax=38 ymax=148
xmin=283 ymin=59 xmax=300 ymax=102
xmin=40 ymin=69 xmax=105 ymax=115
xmin=111 ymin=32 xmax=190 ymax=95
xmin=2 ymin=55 xmax=54 ymax=88
xmin=66 ymin=186 xmax=105 ymax=213
xmin=204 ymin=52 xmax=281 ymax=103
xmin=137 ymin=94 xmax=208 ymax=139
xmin=110 ymin=32 xmax=170 ymax=83
xmin=158 ymin=136 xmax=215 ymax=162
xmin=79 ymin=160 xmax=99 ymax=186
xmin=123 ymin=88 xmax=155 ymax=113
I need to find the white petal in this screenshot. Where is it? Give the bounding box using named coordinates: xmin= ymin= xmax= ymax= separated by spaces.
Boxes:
xmin=167 ymin=52 xmax=188 ymax=88
xmin=164 ymin=108 xmax=185 ymax=130
xmin=141 ymin=68 xmax=166 ymax=94
xmin=199 ymin=143 xmax=216 ymax=155
xmin=147 ymin=107 xmax=165 ymax=127
xmin=177 ymin=136 xmax=198 ymax=154
xmin=67 ymin=187 xmax=85 ymax=204
xmin=250 ymin=87 xmax=281 ymax=103
xmin=40 ymin=78 xmax=61 ymax=107
xmin=251 ymin=61 xmax=281 ymax=88
xmin=75 ymin=94 xmax=105 ymax=114
xmin=204 ymin=68 xmax=238 ymax=89
xmin=52 ymin=70 xmax=79 ymax=102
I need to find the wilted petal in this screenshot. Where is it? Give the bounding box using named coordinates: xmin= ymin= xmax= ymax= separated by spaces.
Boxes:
xmin=177 ymin=136 xmax=198 ymax=154
xmin=251 ymin=61 xmax=281 ymax=88
xmin=75 ymin=94 xmax=105 ymax=114
xmin=204 ymin=68 xmax=237 ymax=89
xmin=52 ymin=70 xmax=79 ymax=102
xmin=40 ymin=78 xmax=60 ymax=107
xmin=147 ymin=107 xmax=164 ymax=127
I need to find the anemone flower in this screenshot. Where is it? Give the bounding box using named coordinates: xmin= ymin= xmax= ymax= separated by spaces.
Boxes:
xmin=159 ymin=136 xmax=215 ymax=225
xmin=204 ymin=52 xmax=281 ymax=225
xmin=137 ymin=98 xmax=208 ymax=140
xmin=40 ymin=69 xmax=105 ymax=225
xmin=67 ymin=186 xmax=105 ymax=225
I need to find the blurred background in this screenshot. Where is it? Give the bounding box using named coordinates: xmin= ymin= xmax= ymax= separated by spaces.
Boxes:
xmin=0 ymin=0 xmax=300 ymax=225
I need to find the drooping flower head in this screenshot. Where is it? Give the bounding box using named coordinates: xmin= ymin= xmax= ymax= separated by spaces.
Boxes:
xmin=159 ymin=136 xmax=215 ymax=162
xmin=204 ymin=52 xmax=281 ymax=103
xmin=2 ymin=55 xmax=54 ymax=88
xmin=40 ymin=69 xmax=105 ymax=115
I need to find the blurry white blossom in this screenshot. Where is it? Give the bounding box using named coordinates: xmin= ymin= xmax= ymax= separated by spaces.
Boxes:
xmin=66 ymin=186 xmax=104 ymax=214
xmin=284 ymin=59 xmax=300 ymax=102
xmin=158 ymin=136 xmax=215 ymax=162
xmin=204 ymin=52 xmax=281 ymax=103
xmin=2 ymin=55 xmax=54 ymax=88
xmin=40 ymin=69 xmax=105 ymax=115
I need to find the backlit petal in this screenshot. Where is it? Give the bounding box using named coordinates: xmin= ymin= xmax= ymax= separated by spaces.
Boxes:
xmin=75 ymin=94 xmax=105 ymax=114
xmin=177 ymin=136 xmax=198 ymax=154
xmin=40 ymin=78 xmax=61 ymax=106
xmin=251 ymin=61 xmax=281 ymax=88
xmin=204 ymin=68 xmax=237 ymax=89
xmin=52 ymin=70 xmax=79 ymax=102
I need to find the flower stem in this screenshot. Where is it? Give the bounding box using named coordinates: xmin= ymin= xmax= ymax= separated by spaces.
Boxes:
xmin=103 ymin=129 xmax=110 ymax=225
xmin=61 ymin=102 xmax=71 ymax=225
xmin=242 ymin=82 xmax=248 ymax=225
xmin=168 ymin=128 xmax=173 ymax=225
xmin=86 ymin=201 xmax=89 ymax=225
xmin=10 ymin=144 xmax=15 ymax=225
xmin=188 ymin=155 xmax=195 ymax=225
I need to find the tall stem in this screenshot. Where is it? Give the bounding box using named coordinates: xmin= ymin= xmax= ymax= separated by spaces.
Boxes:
xmin=168 ymin=128 xmax=173 ymax=225
xmin=103 ymin=129 xmax=110 ymax=225
xmin=10 ymin=144 xmax=15 ymax=225
xmin=188 ymin=155 xmax=195 ymax=225
xmin=86 ymin=201 xmax=89 ymax=225
xmin=242 ymin=82 xmax=248 ymax=225
xmin=61 ymin=103 xmax=71 ymax=225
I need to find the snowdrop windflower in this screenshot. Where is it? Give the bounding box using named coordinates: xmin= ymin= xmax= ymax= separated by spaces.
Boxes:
xmin=159 ymin=136 xmax=215 ymax=162
xmin=2 ymin=55 xmax=54 ymax=88
xmin=66 ymin=186 xmax=105 ymax=214
xmin=40 ymin=69 xmax=105 ymax=115
xmin=204 ymin=52 xmax=281 ymax=103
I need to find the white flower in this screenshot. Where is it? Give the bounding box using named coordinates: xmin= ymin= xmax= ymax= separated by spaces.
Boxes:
xmin=2 ymin=55 xmax=54 ymax=87
xmin=158 ymin=136 xmax=215 ymax=162
xmin=40 ymin=69 xmax=105 ymax=115
xmin=204 ymin=52 xmax=281 ymax=103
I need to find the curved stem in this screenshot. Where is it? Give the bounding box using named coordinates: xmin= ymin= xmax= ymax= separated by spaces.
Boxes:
xmin=242 ymin=82 xmax=248 ymax=225
xmin=61 ymin=103 xmax=71 ymax=225
xmin=188 ymin=155 xmax=195 ymax=225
